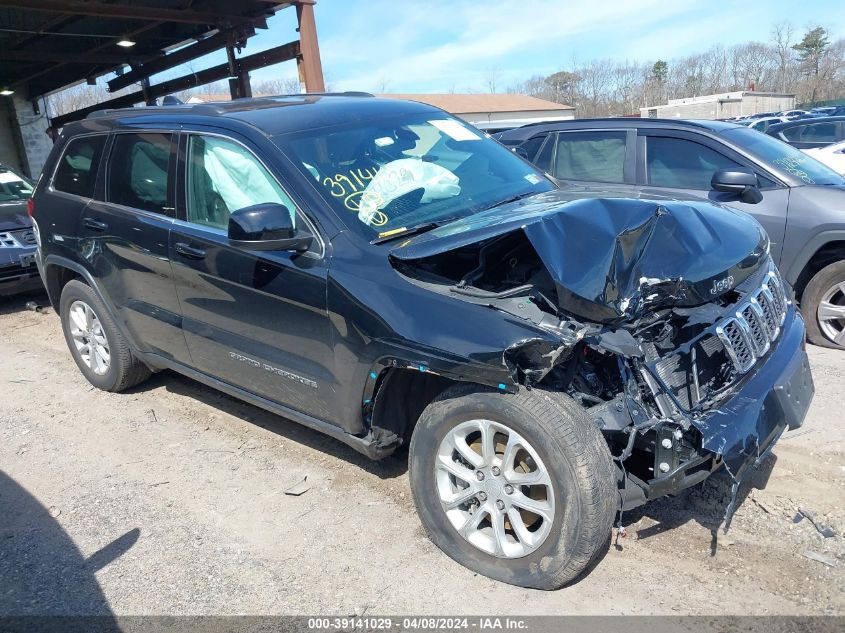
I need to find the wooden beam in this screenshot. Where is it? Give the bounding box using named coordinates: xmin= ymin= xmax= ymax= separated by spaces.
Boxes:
xmin=107 ymin=27 xmax=254 ymax=92
xmin=0 ymin=1 xmax=268 ymax=26
xmin=51 ymin=39 xmax=301 ymax=127
xmin=294 ymin=0 xmax=324 ymax=92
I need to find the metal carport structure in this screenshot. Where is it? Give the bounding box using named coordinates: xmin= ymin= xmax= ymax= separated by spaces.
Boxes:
xmin=0 ymin=0 xmax=325 ymax=176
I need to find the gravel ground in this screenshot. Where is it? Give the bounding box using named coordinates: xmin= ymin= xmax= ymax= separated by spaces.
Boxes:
xmin=1 ymin=290 xmax=843 ymax=616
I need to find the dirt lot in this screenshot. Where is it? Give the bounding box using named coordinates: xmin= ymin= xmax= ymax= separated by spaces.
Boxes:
xmin=1 ymin=289 xmax=843 ymax=616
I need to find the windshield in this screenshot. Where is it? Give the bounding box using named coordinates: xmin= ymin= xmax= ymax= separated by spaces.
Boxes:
xmin=721 ymin=127 xmax=845 ymax=186
xmin=0 ymin=168 xmax=34 ymax=202
xmin=275 ymin=113 xmax=553 ymax=238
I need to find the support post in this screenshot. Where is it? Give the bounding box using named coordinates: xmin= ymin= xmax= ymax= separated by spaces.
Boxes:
xmin=295 ymin=0 xmax=325 ymax=92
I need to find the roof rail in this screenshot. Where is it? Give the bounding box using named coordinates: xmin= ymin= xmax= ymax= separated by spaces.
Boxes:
xmin=83 ymin=91 xmax=375 ymax=120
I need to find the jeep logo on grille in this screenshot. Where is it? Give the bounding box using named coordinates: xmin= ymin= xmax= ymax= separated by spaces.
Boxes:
xmin=710 ymin=275 xmax=735 ymax=295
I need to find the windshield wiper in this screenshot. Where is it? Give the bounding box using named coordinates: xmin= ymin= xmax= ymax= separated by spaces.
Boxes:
xmin=371 ymin=217 xmax=459 ymax=245
xmin=484 ymin=191 xmax=537 ymax=211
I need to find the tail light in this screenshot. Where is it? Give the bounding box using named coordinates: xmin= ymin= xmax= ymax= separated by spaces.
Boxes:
xmin=26 ymin=198 xmax=34 ymax=217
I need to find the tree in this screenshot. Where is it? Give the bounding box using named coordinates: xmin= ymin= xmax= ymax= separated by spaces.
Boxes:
xmin=544 ymin=70 xmax=579 ymax=106
xmin=793 ymin=27 xmax=829 ymax=77
xmin=253 ymin=77 xmax=303 ymax=96
xmin=484 ymin=67 xmax=499 ymax=94
xmin=793 ymin=27 xmax=831 ymax=102
xmin=772 ymin=22 xmax=797 ymax=92
xmin=651 ymin=60 xmax=668 ymax=83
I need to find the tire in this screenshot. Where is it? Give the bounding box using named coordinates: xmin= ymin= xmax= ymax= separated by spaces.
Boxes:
xmin=59 ymin=279 xmax=151 ymax=392
xmin=802 ymin=260 xmax=845 ymax=349
xmin=408 ymin=384 xmax=616 ymax=590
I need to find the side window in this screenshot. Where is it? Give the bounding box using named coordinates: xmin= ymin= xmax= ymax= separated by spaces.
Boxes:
xmin=646 ymin=136 xmax=743 ymax=190
xmin=800 ymin=123 xmax=838 ymax=143
xmin=517 ymin=135 xmax=546 ymax=162
xmin=534 ymin=134 xmax=554 ymax=172
xmin=781 ymin=126 xmax=804 ymax=141
xmin=52 ymin=135 xmax=106 ymax=198
xmin=552 ymin=131 xmax=626 ymax=183
xmin=186 ymin=135 xmax=296 ymax=231
xmin=107 ymin=133 xmax=173 ymax=214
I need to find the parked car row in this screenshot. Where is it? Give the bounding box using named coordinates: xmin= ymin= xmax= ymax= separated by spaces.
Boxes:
xmin=766 ymin=116 xmax=845 ymax=149
xmin=497 ymin=116 xmax=845 ymax=350
xmin=727 ymin=105 xmax=845 ymax=125
xmin=804 ymin=139 xmax=845 ymax=175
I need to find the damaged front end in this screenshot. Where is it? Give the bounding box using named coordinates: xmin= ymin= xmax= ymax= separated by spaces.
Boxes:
xmin=391 ymin=193 xmax=815 ymax=527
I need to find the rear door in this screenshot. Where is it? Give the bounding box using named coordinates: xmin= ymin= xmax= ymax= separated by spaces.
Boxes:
xmin=80 ymin=130 xmax=191 ymax=364
xmin=38 ymin=133 xmax=108 ymax=263
xmin=636 ymin=130 xmax=790 ymax=262
xmin=168 ymin=131 xmax=339 ymax=423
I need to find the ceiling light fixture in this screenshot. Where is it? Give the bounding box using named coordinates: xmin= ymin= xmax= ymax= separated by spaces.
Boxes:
xmin=116 ymin=38 xmax=136 ymax=48
xmin=0 ymin=89 xmax=14 ymax=96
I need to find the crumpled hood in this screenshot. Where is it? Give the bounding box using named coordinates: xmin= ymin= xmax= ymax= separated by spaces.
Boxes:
xmin=390 ymin=189 xmax=769 ymax=323
xmin=0 ymin=201 xmax=31 ymax=232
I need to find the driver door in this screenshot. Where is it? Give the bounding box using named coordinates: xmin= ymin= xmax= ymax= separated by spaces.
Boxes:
xmin=636 ymin=130 xmax=790 ymax=262
xmin=168 ymin=131 xmax=339 ymax=423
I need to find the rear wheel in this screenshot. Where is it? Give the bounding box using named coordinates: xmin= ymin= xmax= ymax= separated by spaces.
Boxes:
xmin=408 ymin=385 xmax=616 ymax=589
xmin=803 ymin=261 xmax=845 ymax=349
xmin=60 ymin=279 xmax=151 ymax=392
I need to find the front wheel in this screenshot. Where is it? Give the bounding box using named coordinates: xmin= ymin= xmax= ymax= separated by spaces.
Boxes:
xmin=802 ymin=260 xmax=845 ymax=349
xmin=408 ymin=385 xmax=616 ymax=590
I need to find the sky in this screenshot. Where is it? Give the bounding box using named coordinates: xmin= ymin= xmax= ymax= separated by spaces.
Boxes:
xmin=154 ymin=0 xmax=845 ymax=94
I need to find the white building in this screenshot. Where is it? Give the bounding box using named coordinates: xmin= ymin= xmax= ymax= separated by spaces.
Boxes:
xmin=640 ymin=91 xmax=796 ymax=120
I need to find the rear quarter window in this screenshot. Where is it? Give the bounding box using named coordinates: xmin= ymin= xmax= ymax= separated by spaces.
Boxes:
xmin=52 ymin=135 xmax=107 ymax=198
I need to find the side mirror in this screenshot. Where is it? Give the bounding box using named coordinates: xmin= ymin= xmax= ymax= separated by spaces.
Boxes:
xmin=711 ymin=169 xmax=763 ymax=204
xmin=514 ymin=146 xmax=530 ymax=159
xmin=228 ymin=203 xmax=313 ymax=252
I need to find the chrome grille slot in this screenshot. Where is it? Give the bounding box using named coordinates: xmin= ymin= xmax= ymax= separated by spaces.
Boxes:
xmin=764 ymin=273 xmax=787 ymax=326
xmin=757 ymin=286 xmax=779 ymax=338
xmin=719 ymin=318 xmax=755 ymax=373
xmin=742 ymin=300 xmax=769 ymax=357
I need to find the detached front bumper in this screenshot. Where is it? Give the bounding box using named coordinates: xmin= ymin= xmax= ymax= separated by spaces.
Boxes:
xmin=625 ymin=304 xmax=813 ymax=509
xmin=691 ymin=304 xmax=813 ymax=480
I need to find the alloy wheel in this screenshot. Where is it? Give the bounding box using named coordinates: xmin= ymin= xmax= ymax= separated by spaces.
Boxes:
xmin=68 ymin=300 xmax=111 ymax=375
xmin=817 ymin=281 xmax=845 ymax=347
xmin=435 ymin=419 xmax=555 ymax=559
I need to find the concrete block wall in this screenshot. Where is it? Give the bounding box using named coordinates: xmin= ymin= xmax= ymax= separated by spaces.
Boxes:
xmin=2 ymin=94 xmax=54 ymax=180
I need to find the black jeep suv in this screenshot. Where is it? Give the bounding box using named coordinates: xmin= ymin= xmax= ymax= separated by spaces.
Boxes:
xmin=31 ymin=95 xmax=813 ymax=589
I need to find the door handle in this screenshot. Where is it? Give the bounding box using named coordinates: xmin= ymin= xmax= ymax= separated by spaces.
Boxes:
xmin=83 ymin=218 xmax=108 ymax=232
xmin=175 ymin=242 xmax=206 ymax=260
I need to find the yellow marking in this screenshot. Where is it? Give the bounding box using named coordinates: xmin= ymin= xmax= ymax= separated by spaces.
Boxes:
xmin=378 ymin=226 xmax=408 ymax=238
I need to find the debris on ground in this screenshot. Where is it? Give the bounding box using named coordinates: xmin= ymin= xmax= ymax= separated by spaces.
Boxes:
xmin=794 ymin=508 xmax=837 ymax=538
xmin=284 ymin=476 xmax=311 ymax=496
xmin=802 ymin=550 xmax=839 ymax=567
xmin=24 ymin=301 xmax=44 ymax=313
